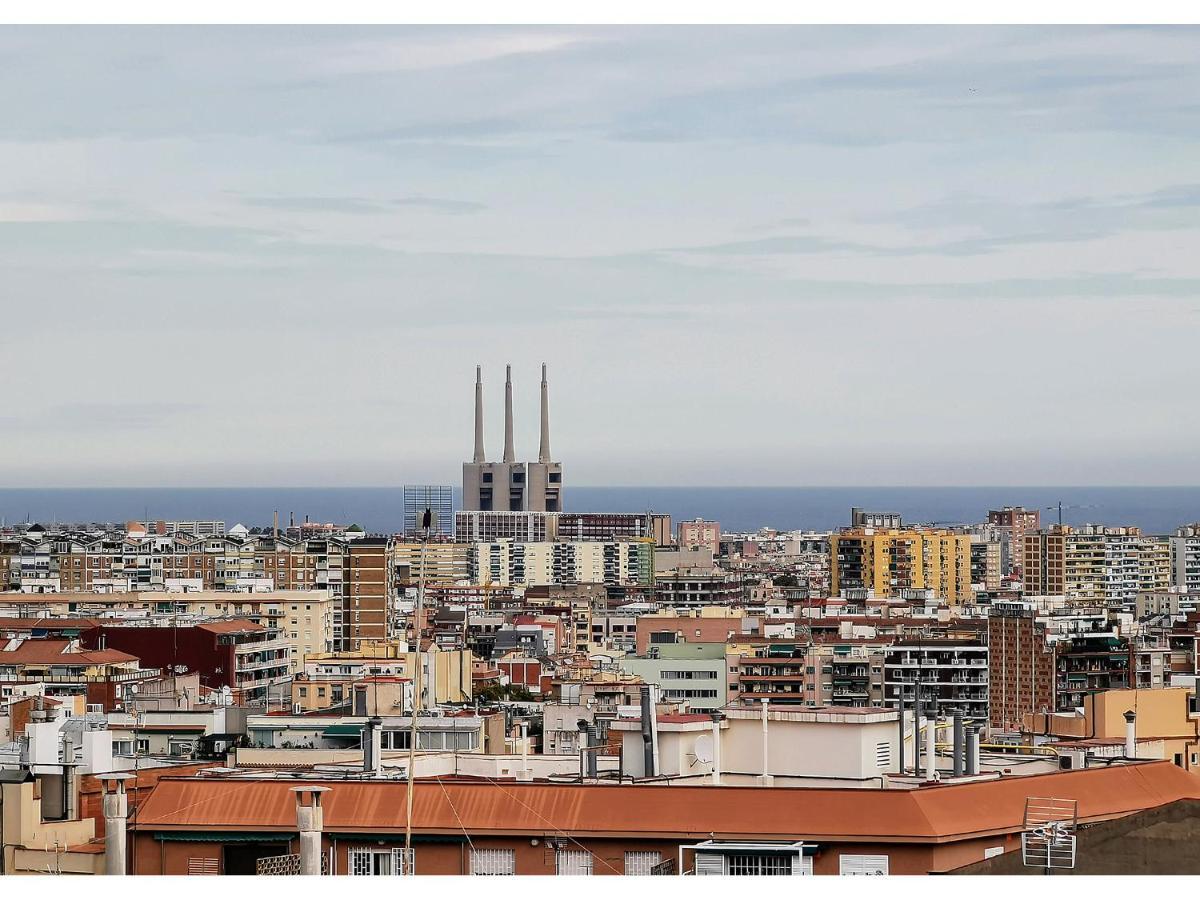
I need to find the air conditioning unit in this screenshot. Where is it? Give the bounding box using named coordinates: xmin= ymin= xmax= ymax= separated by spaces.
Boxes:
xmin=1058 ymin=749 xmax=1087 ymax=770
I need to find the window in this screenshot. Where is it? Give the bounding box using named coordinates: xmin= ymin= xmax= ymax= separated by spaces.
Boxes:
xmin=471 ymin=848 xmax=515 ymax=875
xmin=347 ymin=847 xmax=412 ymax=875
xmin=839 ymin=855 xmax=889 ymax=876
xmin=557 ymin=850 xmax=592 ymax=875
xmin=727 ymin=854 xmax=794 ymax=876
xmin=625 ymin=851 xmax=661 ymax=876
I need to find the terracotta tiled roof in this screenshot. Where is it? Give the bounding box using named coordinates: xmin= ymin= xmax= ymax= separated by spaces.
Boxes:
xmin=132 ymin=761 xmax=1200 ymax=843
xmin=0 ymin=639 xmax=138 ymax=665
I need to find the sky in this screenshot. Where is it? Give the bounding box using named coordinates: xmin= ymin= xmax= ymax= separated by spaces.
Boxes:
xmin=2 ymin=25 xmax=1199 ymax=487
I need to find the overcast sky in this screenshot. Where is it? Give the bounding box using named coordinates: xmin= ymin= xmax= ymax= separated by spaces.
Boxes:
xmin=2 ymin=25 xmax=1199 ymax=487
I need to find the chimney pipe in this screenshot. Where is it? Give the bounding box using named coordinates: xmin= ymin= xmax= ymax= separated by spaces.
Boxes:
xmin=639 ymin=685 xmax=656 ymax=778
xmin=586 ymin=724 xmax=600 ymax=778
xmin=897 ymin=694 xmax=906 ymax=776
xmin=710 ymin=711 xmax=725 ymax=786
xmin=913 ymin=697 xmax=922 ymax=774
xmin=965 ymin=725 xmax=979 ymax=776
xmin=363 ymin=717 xmax=383 ymax=775
xmin=502 ymin=364 xmax=515 ymax=464
xmin=101 ymin=774 xmax=133 ymax=876
xmin=538 ymin=363 xmax=551 ymax=464
xmin=759 ymin=698 xmax=773 ymax=786
xmin=473 ymin=366 xmax=486 ymax=464
xmin=1124 ymin=710 xmax=1137 ymax=758
xmin=952 ymin=712 xmax=964 ymax=778
xmin=925 ymin=713 xmax=937 ymax=781
xmin=291 ymin=786 xmax=330 ymax=876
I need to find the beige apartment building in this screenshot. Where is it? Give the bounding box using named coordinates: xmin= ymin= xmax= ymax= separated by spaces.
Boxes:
xmin=394 ymin=542 xmax=470 ymax=586
xmin=830 ymin=528 xmax=973 ymax=602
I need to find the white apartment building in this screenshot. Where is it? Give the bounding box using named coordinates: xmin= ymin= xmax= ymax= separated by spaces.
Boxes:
xmin=467 ymin=540 xmax=652 ymax=587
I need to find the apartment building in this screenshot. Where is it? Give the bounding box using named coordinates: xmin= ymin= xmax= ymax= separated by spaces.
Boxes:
xmin=0 ymin=638 xmax=157 ymax=711
xmin=678 ymin=519 xmax=721 ymax=556
xmin=467 ymin=540 xmax=653 ymax=587
xmin=882 ymin=639 xmax=989 ymax=719
xmin=85 ymin=620 xmax=290 ymax=703
xmin=654 ymin=567 xmax=746 ymax=608
xmin=618 ymin=642 xmax=728 ymax=710
xmin=345 ymin=537 xmax=395 ymax=649
xmin=830 ymin=528 xmax=973 ymax=602
xmin=1172 ymin=526 xmax=1200 ymax=591
xmin=393 ymin=541 xmax=470 ymax=586
xmin=1023 ymin=526 xmax=1169 ymax=608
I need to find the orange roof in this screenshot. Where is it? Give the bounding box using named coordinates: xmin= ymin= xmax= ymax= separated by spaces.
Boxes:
xmin=133 ymin=761 xmax=1200 ymax=843
xmin=0 ymin=617 xmax=103 ymax=630
xmin=0 ymin=639 xmax=138 ymax=665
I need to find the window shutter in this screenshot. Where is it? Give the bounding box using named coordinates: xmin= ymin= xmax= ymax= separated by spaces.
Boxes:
xmin=694 ymin=852 xmax=725 ymax=876
xmin=839 ymin=854 xmax=889 ymax=875
xmin=187 ymin=857 xmax=219 ymax=875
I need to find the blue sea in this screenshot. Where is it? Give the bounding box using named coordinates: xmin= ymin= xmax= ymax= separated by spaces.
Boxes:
xmin=0 ymin=486 xmax=1198 ymax=535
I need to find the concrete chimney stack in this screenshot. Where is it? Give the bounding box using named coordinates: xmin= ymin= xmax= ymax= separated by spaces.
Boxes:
xmin=538 ymin=363 xmax=551 ymax=464
xmin=758 ymin=698 xmax=774 ymax=786
xmin=291 ymin=786 xmax=330 ymax=876
xmin=101 ymin=774 xmax=133 ymax=876
xmin=965 ymin=725 xmax=980 ymax=776
xmin=502 ymin=364 xmax=515 ymax=464
xmin=925 ymin=714 xmax=937 ymax=781
xmin=1124 ymin=709 xmax=1137 ymax=758
xmin=472 ymin=366 xmax=486 ymax=463
xmin=952 ymin=713 xmax=964 ymax=778
xmin=710 ymin=711 xmax=725 ymax=786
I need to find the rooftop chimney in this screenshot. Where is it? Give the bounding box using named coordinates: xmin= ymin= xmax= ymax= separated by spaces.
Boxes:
xmin=101 ymin=774 xmax=133 ymax=876
xmin=639 ymin=685 xmax=656 ymax=778
xmin=291 ymin=786 xmax=330 ymax=876
xmin=538 ymin=363 xmax=551 ymax=464
xmin=502 ymin=364 xmax=515 ymax=464
xmin=1124 ymin=709 xmax=1137 ymax=759
xmin=473 ymin=366 xmax=486 ymax=464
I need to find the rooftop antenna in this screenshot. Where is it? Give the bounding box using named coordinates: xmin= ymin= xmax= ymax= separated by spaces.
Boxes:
xmin=1021 ymin=797 xmax=1078 ymax=874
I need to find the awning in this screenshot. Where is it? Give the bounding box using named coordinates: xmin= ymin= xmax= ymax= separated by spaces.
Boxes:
xmin=153 ymin=832 xmax=290 ymax=843
xmin=322 ymin=724 xmax=363 ymax=737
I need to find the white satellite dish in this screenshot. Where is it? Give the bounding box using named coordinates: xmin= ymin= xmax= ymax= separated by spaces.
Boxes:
xmin=692 ymin=733 xmax=714 ymax=764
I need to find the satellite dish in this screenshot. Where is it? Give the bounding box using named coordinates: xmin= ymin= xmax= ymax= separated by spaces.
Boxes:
xmin=1021 ymin=797 xmax=1078 ymax=871
xmin=693 ymin=733 xmax=714 ymax=764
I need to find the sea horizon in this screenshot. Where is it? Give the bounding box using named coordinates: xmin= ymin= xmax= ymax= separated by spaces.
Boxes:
xmin=2 ymin=485 xmax=1198 ymax=536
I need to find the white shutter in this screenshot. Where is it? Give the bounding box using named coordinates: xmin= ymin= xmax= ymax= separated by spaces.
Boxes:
xmin=624 ymin=850 xmax=661 ymax=876
xmin=839 ymin=854 xmax=889 ymax=875
xmin=793 ymin=854 xmax=813 ymax=875
xmin=556 ymin=849 xmax=593 ymax=875
xmin=694 ymin=852 xmax=726 ymax=876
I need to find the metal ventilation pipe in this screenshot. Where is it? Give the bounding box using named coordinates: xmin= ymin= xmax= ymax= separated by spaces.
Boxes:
xmin=291 ymin=786 xmax=330 ymax=876
xmin=759 ymin=699 xmax=773 ymax=786
xmin=364 ymin=717 xmax=383 ymax=775
xmin=1124 ymin=710 xmax=1137 ymax=758
xmin=965 ymin=725 xmax=979 ymax=776
xmin=952 ymin=713 xmax=964 ymax=778
xmin=925 ymin=713 xmax=937 ymax=781
xmin=101 ymin=774 xmax=133 ymax=876
xmin=710 ymin=711 xmax=725 ymax=786
xmin=586 ymin=724 xmax=600 ymax=778
xmin=639 ymin=685 xmax=655 ymax=777
xmin=897 ymin=694 xmax=906 ymax=775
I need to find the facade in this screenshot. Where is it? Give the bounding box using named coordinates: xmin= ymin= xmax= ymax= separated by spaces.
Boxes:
xmin=85 ymin=620 xmax=290 ymax=703
xmin=678 ymin=519 xmax=721 ymax=556
xmin=401 ymin=485 xmax=454 ymax=538
xmin=1023 ymin=526 xmax=1169 ymax=608
xmin=618 ymin=642 xmax=728 ymax=710
xmin=830 ymin=528 xmax=973 ymax=602
xmin=987 ymin=604 xmax=1056 ymax=730
xmin=466 ymin=540 xmax=653 ymax=588
xmin=882 ymin=639 xmax=989 ymax=719
xmin=1172 ymin=526 xmax=1200 ymax=591
xmin=393 ymin=542 xmax=470 ymax=586
xmin=462 ymin=365 xmax=562 ymax=513
xmin=654 ymin=568 xmax=746 ymax=608
xmin=344 ymin=537 xmax=394 ymax=650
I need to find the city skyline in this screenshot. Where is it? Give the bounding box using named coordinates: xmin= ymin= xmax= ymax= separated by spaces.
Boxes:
xmin=3 ymin=25 xmax=1200 ymax=487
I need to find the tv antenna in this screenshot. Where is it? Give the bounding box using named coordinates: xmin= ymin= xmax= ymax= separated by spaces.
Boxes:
xmin=1021 ymin=797 xmax=1078 ymax=873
